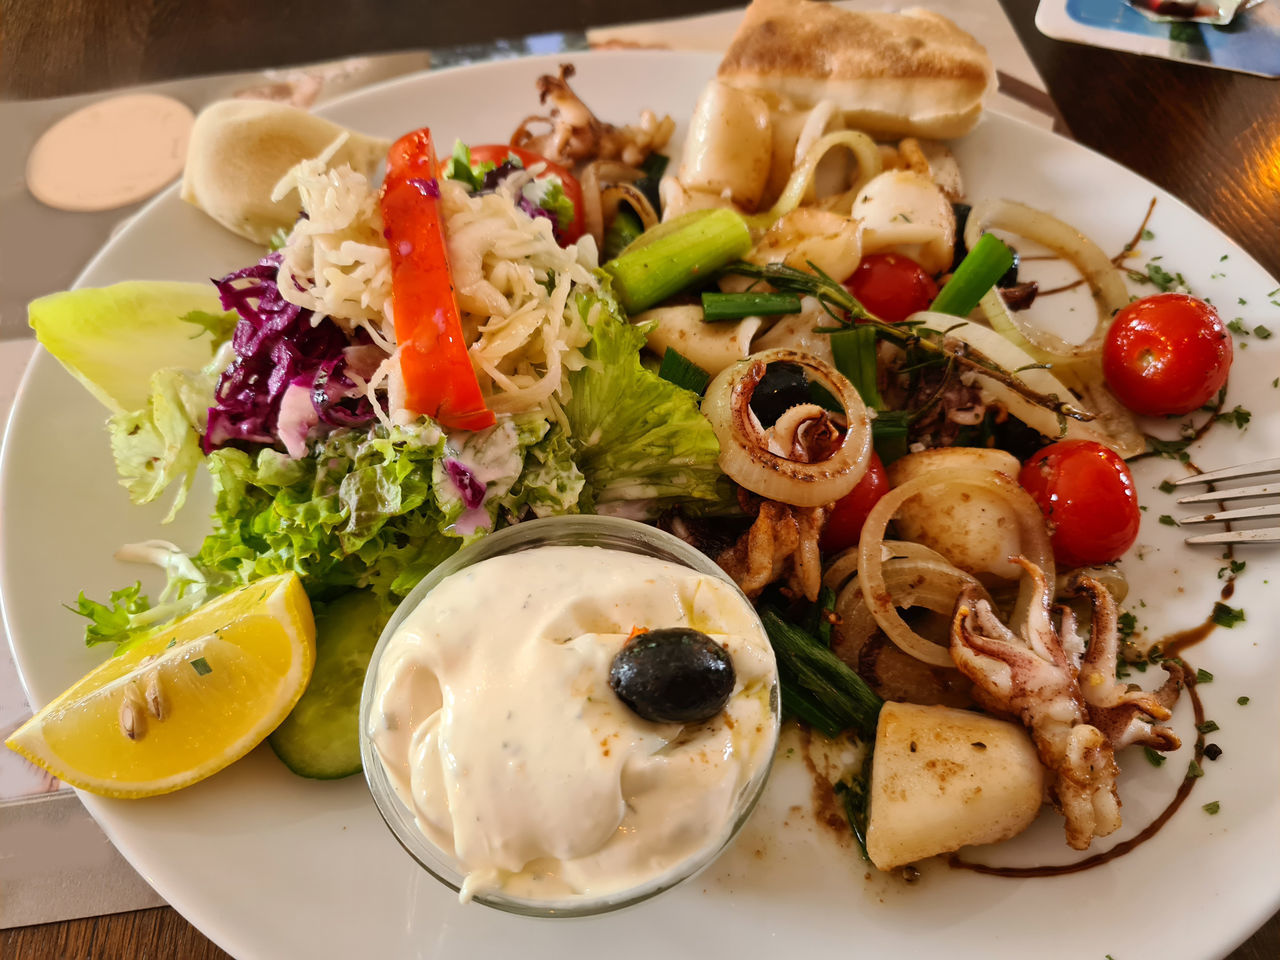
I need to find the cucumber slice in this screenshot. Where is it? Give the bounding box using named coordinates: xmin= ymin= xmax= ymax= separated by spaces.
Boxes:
xmin=269 ymin=589 xmax=388 ymax=779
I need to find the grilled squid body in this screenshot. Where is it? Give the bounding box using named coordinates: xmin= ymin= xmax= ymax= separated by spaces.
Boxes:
xmin=866 ymin=702 xmax=1045 ymax=871
xmin=854 ymin=169 xmax=956 ymax=274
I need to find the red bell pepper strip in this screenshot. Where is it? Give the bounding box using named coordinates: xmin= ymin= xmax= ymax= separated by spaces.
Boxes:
xmin=380 ymin=128 xmax=495 ymax=433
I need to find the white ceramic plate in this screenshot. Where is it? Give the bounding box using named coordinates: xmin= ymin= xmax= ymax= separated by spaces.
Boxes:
xmin=4 ymin=51 xmax=1279 ymax=960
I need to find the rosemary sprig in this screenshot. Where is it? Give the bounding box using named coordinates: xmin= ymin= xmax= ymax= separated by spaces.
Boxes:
xmin=718 ymin=260 xmax=1096 ymax=424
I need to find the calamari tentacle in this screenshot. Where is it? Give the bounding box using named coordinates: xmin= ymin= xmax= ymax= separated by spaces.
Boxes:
xmin=1069 ymin=573 xmax=1183 ymax=751
xmin=951 ymin=561 xmax=1122 ymax=850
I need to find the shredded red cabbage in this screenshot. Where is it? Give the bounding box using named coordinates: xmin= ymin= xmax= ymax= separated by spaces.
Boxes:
xmin=474 ymin=161 xmax=564 ymax=242
xmin=444 ymin=459 xmax=486 ymax=509
xmin=204 ymin=253 xmax=376 ymax=455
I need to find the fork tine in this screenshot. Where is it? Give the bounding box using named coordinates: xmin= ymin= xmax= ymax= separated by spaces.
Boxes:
xmin=1176 ymin=482 xmax=1280 ymax=505
xmin=1171 ymin=457 xmax=1280 ymax=486
xmin=1178 ymin=503 xmax=1280 ymax=524
xmin=1185 ymin=527 xmax=1280 ymax=545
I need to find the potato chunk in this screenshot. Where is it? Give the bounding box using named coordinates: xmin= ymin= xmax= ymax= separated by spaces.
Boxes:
xmin=866 ymin=701 xmax=1044 ymax=871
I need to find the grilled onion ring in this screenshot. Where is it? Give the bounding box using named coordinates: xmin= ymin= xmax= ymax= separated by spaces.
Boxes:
xmin=701 ymin=349 xmax=872 ymax=508
xmin=965 ymin=199 xmax=1130 ymax=362
xmin=857 ymin=468 xmax=1055 ymax=667
xmin=826 ymin=541 xmax=992 ymax=667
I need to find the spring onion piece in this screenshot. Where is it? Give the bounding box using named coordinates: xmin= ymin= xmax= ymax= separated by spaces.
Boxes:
xmin=761 ymin=607 xmax=883 ymax=741
xmin=657 ymin=347 xmax=711 ymax=395
xmin=801 ymin=585 xmax=838 ymax=645
xmin=602 ymin=206 xmax=644 ymax=262
xmin=929 ymin=233 xmax=1015 ymax=318
xmin=829 ymin=325 xmax=882 ymax=407
xmin=635 ymin=152 xmax=669 ymax=214
xmin=871 ymin=409 xmax=911 ymax=465
xmin=720 ymin=260 xmax=1096 ymax=425
xmin=701 ymin=291 xmax=802 ymax=323
xmin=603 ymin=208 xmax=752 ymax=314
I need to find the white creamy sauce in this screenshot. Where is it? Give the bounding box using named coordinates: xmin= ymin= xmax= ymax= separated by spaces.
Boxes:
xmin=369 ymin=545 xmax=776 ymax=903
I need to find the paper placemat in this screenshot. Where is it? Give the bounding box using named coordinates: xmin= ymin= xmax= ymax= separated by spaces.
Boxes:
xmin=1037 ymin=0 xmax=1280 ymax=77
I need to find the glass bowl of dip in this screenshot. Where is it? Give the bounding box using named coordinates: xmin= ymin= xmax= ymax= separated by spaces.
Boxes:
xmin=359 ymin=514 xmax=781 ymax=918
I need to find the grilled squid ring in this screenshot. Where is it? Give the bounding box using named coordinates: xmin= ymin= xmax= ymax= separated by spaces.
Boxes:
xmin=856 ymin=468 xmax=1055 ymax=667
xmin=701 ymin=349 xmax=872 ymax=508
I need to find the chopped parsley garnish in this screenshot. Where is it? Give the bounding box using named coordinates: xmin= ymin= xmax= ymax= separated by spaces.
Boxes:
xmin=1143 ymin=746 xmax=1166 ymax=767
xmin=1237 ymin=296 xmax=1248 ymax=306
xmin=1117 ymin=611 xmax=1138 ymax=642
xmin=1141 ymin=229 xmax=1155 ymax=241
xmin=1196 ymin=720 xmax=1220 ymax=735
xmin=1227 ymin=317 xmax=1249 ymax=336
xmin=1256 ymin=325 xmax=1273 ymax=340
xmin=1187 ymin=759 xmax=1205 ymax=779
xmin=1196 ymin=668 xmax=1214 ymax=684
xmin=1202 ymin=801 xmax=1220 ymax=815
xmin=1158 ymin=479 xmax=1177 ymax=494
xmin=1220 ymin=254 xmax=1229 ymax=262
xmin=1218 ymin=559 xmax=1246 ymax=579
xmin=1215 ymin=405 xmax=1252 ymax=429
xmin=1146 ymin=435 xmax=1192 ymax=462
xmin=1211 ymin=602 xmax=1245 ymax=628
xmin=1142 ymin=262 xmax=1183 ymax=292
xmin=1238 ymin=696 xmax=1251 ymax=706
xmin=1158 ymin=514 xmax=1177 ymax=526
xmin=190 ymin=657 xmax=213 ymax=676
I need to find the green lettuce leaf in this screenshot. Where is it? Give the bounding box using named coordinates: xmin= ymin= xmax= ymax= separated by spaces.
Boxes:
xmin=193 ymin=420 xmax=457 ymax=605
xmin=534 ymin=180 xmax=576 ymax=234
xmin=67 ymin=582 xmax=150 ymax=648
xmin=31 ymin=283 xmax=237 ymax=518
xmin=431 ymin=414 xmax=584 ymax=540
xmin=29 ymin=282 xmax=234 ymax=414
xmin=107 ymin=344 xmax=231 ymax=520
xmin=562 ymin=287 xmax=724 ymax=510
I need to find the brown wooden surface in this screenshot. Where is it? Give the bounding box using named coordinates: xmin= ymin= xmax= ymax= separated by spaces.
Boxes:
xmin=2 ymin=0 xmax=1279 ymax=958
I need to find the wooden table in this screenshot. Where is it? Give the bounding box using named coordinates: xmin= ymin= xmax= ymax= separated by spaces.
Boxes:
xmin=1 ymin=1 xmax=1277 ymax=958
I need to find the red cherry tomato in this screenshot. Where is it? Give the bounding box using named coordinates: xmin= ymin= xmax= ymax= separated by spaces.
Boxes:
xmin=1101 ymin=293 xmax=1232 ymax=416
xmin=466 ymin=144 xmax=585 ymax=243
xmin=844 ymin=253 xmax=939 ymax=324
xmin=1018 ymin=440 xmax=1140 ymax=568
xmin=820 ymin=452 xmax=890 ymax=554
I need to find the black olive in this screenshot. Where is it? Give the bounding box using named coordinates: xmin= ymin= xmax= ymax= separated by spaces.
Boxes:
xmin=950 ymin=203 xmax=972 ymax=271
xmin=749 ymin=361 xmax=810 ymax=428
xmin=997 ymin=248 xmax=1020 ymax=289
xmin=609 ymin=627 xmax=735 ymax=724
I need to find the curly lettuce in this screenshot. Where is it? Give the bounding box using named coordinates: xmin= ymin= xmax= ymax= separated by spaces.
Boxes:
xmin=30 ymin=283 xmax=237 ymax=518
xmin=562 ymin=287 xmax=725 ymax=511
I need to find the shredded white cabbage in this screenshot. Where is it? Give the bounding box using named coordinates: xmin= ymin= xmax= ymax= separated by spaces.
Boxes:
xmin=272 ymin=137 xmax=394 ymax=346
xmin=438 ymin=178 xmax=600 ymax=416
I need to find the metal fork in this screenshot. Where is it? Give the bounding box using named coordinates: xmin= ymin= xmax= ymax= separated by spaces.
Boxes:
xmin=1172 ymin=457 xmax=1280 ymax=544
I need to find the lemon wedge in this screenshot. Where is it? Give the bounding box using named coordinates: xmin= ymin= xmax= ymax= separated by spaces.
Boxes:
xmin=6 ymin=573 xmax=315 ymax=798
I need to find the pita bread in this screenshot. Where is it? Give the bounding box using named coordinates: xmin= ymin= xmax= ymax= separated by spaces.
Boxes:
xmin=181 ymin=100 xmax=389 ymax=244
xmin=718 ymin=0 xmax=995 ymax=140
